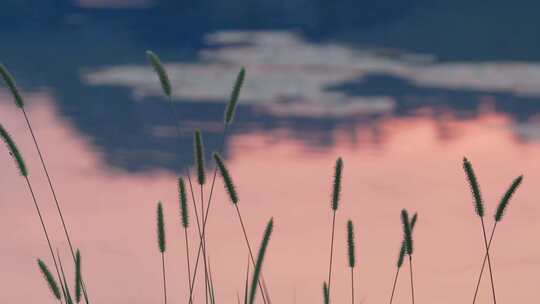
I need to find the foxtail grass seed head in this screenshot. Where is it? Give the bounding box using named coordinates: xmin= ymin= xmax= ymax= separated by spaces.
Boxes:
xmin=401 ymin=209 xmax=413 ymax=256
xmin=463 ymin=157 xmax=484 ymax=217
xmin=146 ymin=51 xmax=172 ymax=97
xmin=397 ymin=242 xmax=406 ymax=268
xmin=495 ymin=175 xmax=523 ymax=222
xmin=323 ymin=282 xmax=330 ymax=304
xmin=178 ymin=177 xmax=189 ymax=228
xmin=75 ymin=250 xmax=82 ymax=303
xmin=411 ymin=213 xmax=418 ymax=228
xmin=225 ymin=67 xmax=246 ymax=124
xmin=0 ymin=123 xmax=28 ymax=176
xmin=331 ymin=157 xmax=343 ymax=210
xmin=397 ymin=212 xmax=418 ymax=268
xmin=37 ymin=259 xmax=61 ymax=300
xmin=157 ymin=201 xmax=166 ymax=253
xmin=193 ymin=129 xmax=205 ymax=185
xmin=0 ymin=64 xmax=24 ymax=108
xmin=213 ymin=152 xmax=239 ymax=204
xmin=248 ymin=218 xmax=274 ymax=304
xmin=347 ymin=220 xmax=355 ymax=268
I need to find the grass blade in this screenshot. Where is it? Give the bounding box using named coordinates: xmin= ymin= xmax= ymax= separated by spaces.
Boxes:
xmin=323 ymin=282 xmax=330 ymax=304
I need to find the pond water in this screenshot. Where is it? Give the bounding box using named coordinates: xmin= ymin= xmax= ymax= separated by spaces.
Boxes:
xmin=1 ymin=2 xmax=540 ymax=304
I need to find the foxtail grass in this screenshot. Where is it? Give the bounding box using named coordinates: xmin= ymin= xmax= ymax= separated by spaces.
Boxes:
xmin=472 ymin=175 xmax=523 ymax=304
xmin=248 ymin=218 xmax=274 ymax=304
xmin=1 ymin=123 xmax=63 ymax=304
xmin=57 ymin=251 xmax=74 ymax=304
xmin=75 ymin=250 xmax=82 ymax=303
xmin=146 ymin=51 xmax=172 ymax=97
xmin=401 ymin=209 xmax=415 ymax=304
xmin=323 ymin=282 xmax=329 ymax=304
xmin=193 ymin=129 xmax=211 ymax=304
xmin=37 ymin=259 xmax=62 ymax=301
xmin=156 ymin=202 xmax=167 ymax=304
xmin=0 ymin=64 xmax=90 ymax=303
xmin=145 ymin=50 xmax=209 ymax=303
xmin=213 ymin=152 xmax=269 ymax=303
xmin=389 ymin=213 xmax=417 ymax=304
xmin=327 ymin=157 xmax=343 ymax=297
xmin=463 ymin=158 xmax=496 ymax=304
xmin=178 ymin=177 xmax=193 ymax=294
xmin=347 ymin=220 xmax=356 ymax=304
xmin=190 ymin=66 xmax=260 ymax=304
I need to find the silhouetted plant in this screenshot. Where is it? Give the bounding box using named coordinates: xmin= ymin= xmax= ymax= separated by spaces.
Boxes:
xmin=1 ymin=123 xmax=63 ymax=304
xmin=248 ymin=218 xmax=274 ymax=304
xmin=37 ymin=259 xmax=61 ymax=301
xmin=156 ymin=202 xmax=167 ymax=304
xmin=0 ymin=63 xmax=90 ymax=303
xmin=347 ymin=220 xmax=356 ymax=304
xmin=327 ymin=157 xmax=343 ymax=298
xmin=389 ymin=213 xmax=417 ymax=304
xmin=401 ymin=209 xmax=416 ymax=304
xmin=472 ymin=175 xmax=523 ymax=304
xmin=463 ymin=158 xmax=496 ymax=304
xmin=213 ymin=151 xmax=268 ymax=303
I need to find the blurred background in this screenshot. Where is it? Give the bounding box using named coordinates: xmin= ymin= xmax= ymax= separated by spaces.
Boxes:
xmin=1 ymin=1 xmax=540 ymax=303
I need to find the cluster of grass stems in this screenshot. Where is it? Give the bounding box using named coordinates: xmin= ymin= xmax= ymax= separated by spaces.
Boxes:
xmin=0 ymin=56 xmax=525 ymax=304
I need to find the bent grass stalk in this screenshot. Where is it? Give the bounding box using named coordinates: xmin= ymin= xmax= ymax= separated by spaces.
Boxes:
xmin=472 ymin=175 xmax=523 ymax=304
xmin=0 ymin=64 xmax=90 ymax=304
xmin=463 ymin=158 xmax=497 ymax=304
xmin=347 ymin=220 xmax=356 ymax=304
xmin=328 ymin=157 xmax=343 ymax=297
xmin=1 ymin=123 xmax=63 ymax=304
xmin=248 ymin=218 xmax=274 ymax=304
xmin=214 ymin=152 xmax=269 ymax=303
xmin=156 ymin=202 xmax=167 ymax=304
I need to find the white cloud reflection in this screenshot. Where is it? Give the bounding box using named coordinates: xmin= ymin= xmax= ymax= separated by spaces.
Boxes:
xmin=82 ymin=30 xmax=540 ymax=118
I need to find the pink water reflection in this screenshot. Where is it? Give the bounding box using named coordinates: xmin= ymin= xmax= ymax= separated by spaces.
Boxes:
xmin=1 ymin=95 xmax=540 ymax=304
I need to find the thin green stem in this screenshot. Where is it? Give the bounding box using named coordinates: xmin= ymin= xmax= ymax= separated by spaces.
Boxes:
xmin=184 ymin=227 xmax=192 ymax=293
xmin=161 ymin=252 xmax=167 ymax=304
xmin=472 ymin=223 xmax=498 ymax=304
xmin=409 ymin=256 xmax=415 ymax=304
xmin=480 ymin=218 xmax=497 ymax=304
xmin=234 ymin=204 xmax=269 ymax=304
xmin=351 ymin=268 xmax=355 ymax=304
xmin=327 ymin=210 xmax=336 ymax=295
xmin=389 ymin=267 xmax=400 ymax=304
xmin=24 ymin=176 xmax=63 ymax=304
xmin=21 ymin=108 xmax=90 ymax=303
